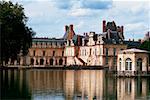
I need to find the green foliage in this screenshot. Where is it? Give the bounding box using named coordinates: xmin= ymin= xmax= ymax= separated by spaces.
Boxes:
xmin=0 ymin=1 xmax=35 ymax=63
xmin=139 ymin=40 xmax=150 ymax=64
xmin=139 ymin=40 xmax=150 ymax=51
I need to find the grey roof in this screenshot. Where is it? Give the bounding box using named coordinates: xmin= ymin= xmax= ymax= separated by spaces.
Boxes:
xmin=32 ymin=38 xmax=66 ymax=43
xmin=124 ymin=41 xmax=141 ymax=48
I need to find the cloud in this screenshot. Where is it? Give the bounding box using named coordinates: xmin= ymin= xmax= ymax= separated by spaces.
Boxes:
xmin=51 ymin=0 xmax=112 ymax=10
xmin=68 ymin=8 xmax=93 ymax=17
xmin=125 ymin=22 xmax=148 ymax=33
xmin=8 ymin=0 xmax=149 ymax=40
xmin=81 ymin=0 xmax=112 ymax=9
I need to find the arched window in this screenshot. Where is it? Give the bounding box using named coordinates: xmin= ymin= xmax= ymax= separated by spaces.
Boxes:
xmin=59 ymin=58 xmax=63 ymax=65
xmin=119 ymin=58 xmax=122 ymax=70
xmin=125 ymin=58 xmax=132 ymax=70
xmin=137 ymin=58 xmax=142 ymax=71
xmin=30 ymin=58 xmax=34 ymax=65
xmin=50 ymin=58 xmax=53 ymax=65
xmin=40 ymin=58 xmax=44 ymax=65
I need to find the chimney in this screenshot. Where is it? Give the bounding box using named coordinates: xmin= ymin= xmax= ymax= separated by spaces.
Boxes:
xmin=121 ymin=26 xmax=124 ymax=33
xmin=138 ymin=39 xmax=141 ymax=43
xmin=70 ymin=24 xmax=73 ymax=31
xmin=65 ymin=25 xmax=68 ymax=33
xmin=129 ymin=39 xmax=131 ymax=41
xmin=132 ymin=39 xmax=134 ymax=41
xmin=103 ymin=20 xmax=106 ymax=32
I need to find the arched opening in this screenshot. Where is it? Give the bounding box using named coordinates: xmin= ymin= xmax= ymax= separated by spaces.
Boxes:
xmin=119 ymin=58 xmax=122 ymax=70
xmin=11 ymin=59 xmax=14 ymax=65
xmin=137 ymin=58 xmax=142 ymax=71
xmin=30 ymin=58 xmax=34 ymax=65
xmin=40 ymin=58 xmax=44 ymax=65
xmin=59 ymin=58 xmax=63 ymax=65
xmin=50 ymin=58 xmax=53 ymax=65
xmin=17 ymin=58 xmax=20 ymax=65
xmin=125 ymin=58 xmax=132 ymax=71
xmin=36 ymin=59 xmax=39 ymax=65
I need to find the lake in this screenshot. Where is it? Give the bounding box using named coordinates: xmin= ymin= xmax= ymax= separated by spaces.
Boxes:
xmin=1 ymin=69 xmax=150 ymax=100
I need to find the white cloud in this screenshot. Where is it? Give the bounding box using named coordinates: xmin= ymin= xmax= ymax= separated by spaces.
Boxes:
xmin=68 ymin=8 xmax=92 ymax=17
xmin=7 ymin=0 xmax=149 ymax=40
xmin=125 ymin=22 xmax=148 ymax=33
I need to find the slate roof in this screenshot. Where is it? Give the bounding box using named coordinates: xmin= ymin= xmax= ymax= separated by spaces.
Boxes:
xmin=32 ymin=38 xmax=66 ymax=43
xmin=124 ymin=41 xmax=141 ymax=48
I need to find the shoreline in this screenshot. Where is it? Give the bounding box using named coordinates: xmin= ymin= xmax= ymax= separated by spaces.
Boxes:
xmin=0 ymin=65 xmax=109 ymax=70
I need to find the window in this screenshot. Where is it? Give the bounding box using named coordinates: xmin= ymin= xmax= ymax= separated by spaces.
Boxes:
xmin=113 ymin=48 xmax=116 ymax=56
xmin=30 ymin=58 xmax=34 ymax=65
xmin=90 ymin=48 xmax=92 ymax=56
xmin=113 ymin=48 xmax=116 ymax=65
xmin=43 ymin=51 xmax=45 ymax=56
xmin=50 ymin=58 xmax=53 ymax=65
xmin=33 ymin=50 xmax=36 ymax=56
xmin=125 ymin=58 xmax=132 ymax=70
xmin=53 ymin=51 xmax=55 ymax=56
xmin=106 ymin=48 xmax=108 ymax=64
xmin=137 ymin=58 xmax=142 ymax=71
xmin=36 ymin=59 xmax=38 ymax=65
xmin=69 ymin=40 xmax=71 ymax=46
xmin=59 ymin=58 xmax=63 ymax=65
xmin=40 ymin=58 xmax=44 ymax=65
xmin=62 ymin=51 xmax=64 ymax=56
xmin=119 ymin=58 xmax=122 ymax=70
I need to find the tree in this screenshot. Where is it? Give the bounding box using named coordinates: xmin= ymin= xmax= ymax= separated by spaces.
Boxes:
xmin=139 ymin=40 xmax=150 ymax=64
xmin=0 ymin=1 xmax=35 ymax=65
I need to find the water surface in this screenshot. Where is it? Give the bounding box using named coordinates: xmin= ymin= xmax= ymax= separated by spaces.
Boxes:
xmin=1 ymin=69 xmax=150 ymax=100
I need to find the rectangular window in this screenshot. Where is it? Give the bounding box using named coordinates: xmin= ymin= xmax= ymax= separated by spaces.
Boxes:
xmin=106 ymin=48 xmax=108 ymax=64
xmin=43 ymin=51 xmax=45 ymax=56
xmin=119 ymin=62 xmax=121 ymax=70
xmin=62 ymin=51 xmax=64 ymax=56
xmin=53 ymin=51 xmax=55 ymax=56
xmin=113 ymin=48 xmax=116 ymax=65
xmin=90 ymin=48 xmax=92 ymax=56
xmin=33 ymin=50 xmax=36 ymax=56
xmin=130 ymin=62 xmax=132 ymax=70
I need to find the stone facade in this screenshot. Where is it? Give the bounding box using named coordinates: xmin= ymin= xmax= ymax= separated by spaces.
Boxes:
xmin=65 ymin=20 xmax=127 ymax=70
xmin=117 ymin=48 xmax=149 ymax=76
xmin=4 ymin=20 xmax=147 ymax=70
xmin=26 ymin=38 xmax=66 ymax=66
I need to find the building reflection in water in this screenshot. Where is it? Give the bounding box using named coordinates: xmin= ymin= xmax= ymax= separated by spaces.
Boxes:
xmin=117 ymin=77 xmax=149 ymax=100
xmin=1 ymin=69 xmax=150 ymax=100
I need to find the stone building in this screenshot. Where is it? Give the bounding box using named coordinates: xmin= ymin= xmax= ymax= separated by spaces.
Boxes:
xmin=4 ymin=20 xmax=148 ymax=70
xmin=65 ymin=20 xmax=127 ymax=69
xmin=117 ymin=48 xmax=149 ymax=76
xmin=26 ymin=38 xmax=66 ymax=66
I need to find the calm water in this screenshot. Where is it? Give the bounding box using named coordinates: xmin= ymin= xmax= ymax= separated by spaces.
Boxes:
xmin=1 ymin=69 xmax=150 ymax=100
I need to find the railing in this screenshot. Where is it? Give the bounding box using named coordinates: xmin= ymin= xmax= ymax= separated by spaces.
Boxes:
xmin=116 ymin=71 xmax=148 ymax=77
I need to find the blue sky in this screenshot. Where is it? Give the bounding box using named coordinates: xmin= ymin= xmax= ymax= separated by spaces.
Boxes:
xmin=8 ymin=0 xmax=150 ymax=40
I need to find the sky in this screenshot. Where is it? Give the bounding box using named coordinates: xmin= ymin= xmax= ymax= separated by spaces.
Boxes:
xmin=6 ymin=0 xmax=150 ymax=40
